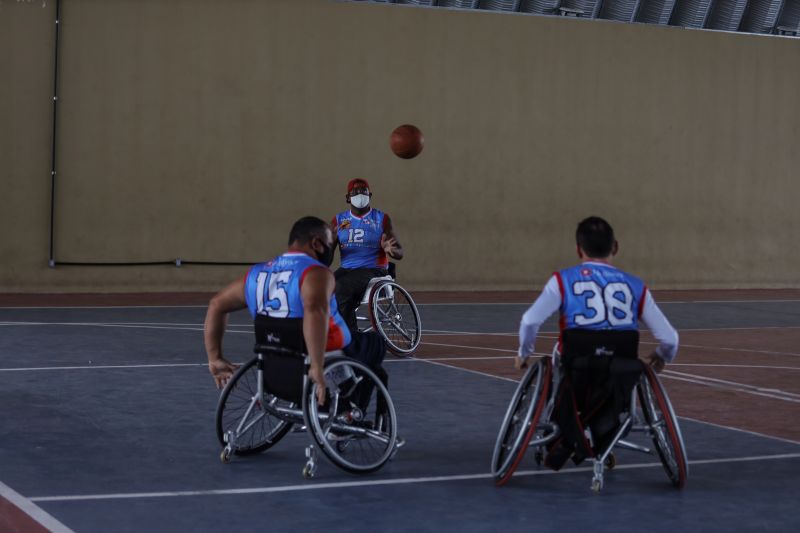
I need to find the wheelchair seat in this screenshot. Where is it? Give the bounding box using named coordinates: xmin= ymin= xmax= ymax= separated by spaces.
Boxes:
xmin=215 ymin=315 xmax=399 ymax=477
xmin=548 ymin=329 xmax=643 ymax=470
xmin=492 ymin=328 xmax=688 ymax=492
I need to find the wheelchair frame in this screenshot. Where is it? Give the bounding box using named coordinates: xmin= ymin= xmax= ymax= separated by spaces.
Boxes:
xmin=492 ymin=357 xmax=688 ymax=493
xmin=356 ymin=274 xmax=422 ymax=356
xmin=216 ymin=344 xmax=399 ymax=478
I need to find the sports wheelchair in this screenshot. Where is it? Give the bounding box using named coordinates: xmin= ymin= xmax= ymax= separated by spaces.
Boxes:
xmin=491 ymin=329 xmax=688 ymax=493
xmin=356 ymin=263 xmax=422 ymax=356
xmin=215 ymin=316 xmax=399 ymax=478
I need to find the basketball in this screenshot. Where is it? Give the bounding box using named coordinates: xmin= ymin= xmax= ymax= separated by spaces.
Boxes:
xmin=390 ymin=124 xmax=424 ymax=159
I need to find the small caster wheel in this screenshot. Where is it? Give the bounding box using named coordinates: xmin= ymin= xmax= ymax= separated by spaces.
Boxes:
xmin=591 ymin=478 xmax=603 ymax=494
xmin=604 ymin=453 xmax=616 ymax=470
xmin=302 ymin=462 xmax=316 ymax=479
xmin=220 ymin=447 xmax=232 ymax=464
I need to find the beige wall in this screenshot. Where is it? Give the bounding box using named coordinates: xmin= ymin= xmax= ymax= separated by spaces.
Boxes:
xmin=2 ymin=0 xmax=799 ymax=292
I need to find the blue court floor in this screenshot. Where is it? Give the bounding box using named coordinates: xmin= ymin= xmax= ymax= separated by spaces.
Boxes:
xmin=1 ymin=302 xmax=799 ymax=532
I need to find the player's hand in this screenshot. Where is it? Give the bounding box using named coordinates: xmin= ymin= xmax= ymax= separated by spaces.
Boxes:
xmin=643 ymin=352 xmax=666 ymax=373
xmin=209 ymin=358 xmax=239 ymax=389
xmin=515 ymin=355 xmax=529 ymax=370
xmin=381 ymin=234 xmax=399 ymax=256
xmin=308 ymin=364 xmax=327 ymax=405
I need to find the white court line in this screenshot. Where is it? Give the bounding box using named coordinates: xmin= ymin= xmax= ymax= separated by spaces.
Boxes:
xmin=0 ymin=305 xmax=208 ymax=310
xmin=416 ymin=300 xmax=800 ymax=306
xmin=665 ymin=370 xmax=800 ymax=398
xmin=0 ymin=363 xmax=207 ymax=372
xmin=6 ymin=358 xmax=796 ymax=374
xmin=28 ymin=452 xmax=800 ymax=503
xmin=1 ymin=299 xmax=798 ymax=311
xmin=413 ymin=357 xmax=800 ymax=372
xmin=678 ymin=416 xmax=800 ymax=446
xmin=424 ymin=325 xmax=800 ymax=335
xmin=423 ymin=330 xmax=800 ymax=358
xmin=0 ymin=480 xmax=76 ymax=532
xmin=420 ymin=348 xmax=800 ymax=404
xmin=0 ymin=359 xmax=415 ymax=373
xmin=419 ymin=358 xmax=517 ymax=384
xmin=660 ymin=374 xmax=800 ymax=404
xmin=6 ymin=320 xmax=799 ymax=359
xmin=0 ymin=321 xmax=205 ymax=332
xmin=421 ymin=341 xmax=516 ymax=354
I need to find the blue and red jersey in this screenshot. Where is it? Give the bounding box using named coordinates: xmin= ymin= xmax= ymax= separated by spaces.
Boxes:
xmin=244 ymin=252 xmax=351 ymax=350
xmin=555 ymin=263 xmax=647 ymax=332
xmin=333 ymin=209 xmax=389 ymax=269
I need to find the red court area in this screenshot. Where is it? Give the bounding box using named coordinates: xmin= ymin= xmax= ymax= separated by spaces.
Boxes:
xmin=413 ymin=289 xmax=800 ymax=444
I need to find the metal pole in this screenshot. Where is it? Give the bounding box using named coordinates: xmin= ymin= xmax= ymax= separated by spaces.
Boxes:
xmin=48 ymin=0 xmax=62 ymax=268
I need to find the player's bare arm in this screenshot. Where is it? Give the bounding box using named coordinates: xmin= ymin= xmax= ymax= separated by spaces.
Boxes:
xmin=381 ymin=215 xmax=404 ymax=260
xmin=204 ymin=277 xmax=246 ymax=389
xmin=301 ymin=266 xmax=334 ymax=405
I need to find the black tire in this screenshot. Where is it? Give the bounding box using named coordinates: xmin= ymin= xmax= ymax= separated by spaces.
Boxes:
xmin=303 ymin=357 xmax=398 ymax=474
xmin=215 ymin=357 xmax=293 ymax=456
xmin=492 ymin=358 xmax=552 ymax=485
xmin=369 ymin=281 xmax=422 ymax=356
xmin=638 ymin=365 xmax=688 ymax=488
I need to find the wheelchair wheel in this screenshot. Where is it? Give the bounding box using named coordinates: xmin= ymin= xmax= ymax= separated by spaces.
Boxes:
xmin=492 ymin=357 xmax=552 ymax=486
xmin=303 ymin=357 xmax=398 ymax=474
xmin=215 ymin=358 xmax=294 ymax=456
xmin=637 ymin=365 xmax=688 ymax=488
xmin=369 ymin=281 xmax=422 ymax=356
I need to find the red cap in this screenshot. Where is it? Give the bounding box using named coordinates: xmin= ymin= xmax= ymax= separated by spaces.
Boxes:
xmin=347 ymin=178 xmax=370 ymax=194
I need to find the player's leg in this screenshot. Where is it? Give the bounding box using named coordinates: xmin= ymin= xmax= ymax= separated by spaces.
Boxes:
xmin=343 ymin=331 xmax=388 ymax=406
xmin=336 ymin=268 xmax=385 ymax=332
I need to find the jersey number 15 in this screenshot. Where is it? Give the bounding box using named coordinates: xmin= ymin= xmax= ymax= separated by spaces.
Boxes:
xmin=256 ymin=271 xmax=292 ymax=318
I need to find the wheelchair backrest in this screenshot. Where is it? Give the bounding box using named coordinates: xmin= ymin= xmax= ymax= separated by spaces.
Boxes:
xmin=560 ymin=328 xmax=642 ymax=393
xmin=254 ymin=315 xmax=306 ymax=353
xmin=253 ymin=316 xmax=306 ymax=404
xmin=553 ymin=329 xmax=643 ymax=460
xmin=560 ymin=328 xmax=639 ymax=362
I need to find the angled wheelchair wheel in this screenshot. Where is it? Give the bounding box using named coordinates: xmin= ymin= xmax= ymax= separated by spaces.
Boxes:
xmin=638 ymin=365 xmax=688 ymax=488
xmin=304 ymin=357 xmax=398 ymax=474
xmin=369 ymin=281 xmax=422 ymax=356
xmin=215 ymin=358 xmax=294 ymax=456
xmin=492 ymin=357 xmax=552 ymax=486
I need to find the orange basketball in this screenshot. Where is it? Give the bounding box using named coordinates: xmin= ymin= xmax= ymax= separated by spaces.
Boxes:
xmin=390 ymin=124 xmax=424 ymax=159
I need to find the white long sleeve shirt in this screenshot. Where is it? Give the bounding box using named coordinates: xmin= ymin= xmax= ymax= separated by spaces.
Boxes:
xmin=518 ymin=273 xmax=679 ymax=362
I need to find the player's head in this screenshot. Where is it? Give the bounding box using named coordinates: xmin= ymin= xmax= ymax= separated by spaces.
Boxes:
xmin=575 ymin=216 xmax=618 ymax=259
xmin=346 ymin=178 xmax=371 ymax=209
xmin=288 ymin=216 xmax=334 ymax=266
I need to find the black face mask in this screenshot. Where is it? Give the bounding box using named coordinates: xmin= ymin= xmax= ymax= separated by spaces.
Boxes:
xmin=315 ymin=241 xmax=335 ymax=267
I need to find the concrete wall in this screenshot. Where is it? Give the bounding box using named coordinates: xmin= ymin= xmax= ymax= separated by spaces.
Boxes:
xmin=2 ymin=0 xmax=799 ymax=292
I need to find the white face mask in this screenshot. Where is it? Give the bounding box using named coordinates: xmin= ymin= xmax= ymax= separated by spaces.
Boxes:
xmin=350 ymin=194 xmax=370 ymax=209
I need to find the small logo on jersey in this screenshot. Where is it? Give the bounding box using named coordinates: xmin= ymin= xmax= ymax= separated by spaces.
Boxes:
xmin=362 ymin=218 xmax=372 ymax=225
xmin=581 ymin=268 xmax=592 ymax=277
xmin=339 ymin=219 xmax=352 ymax=229
xmin=267 ymin=333 xmax=281 ymax=344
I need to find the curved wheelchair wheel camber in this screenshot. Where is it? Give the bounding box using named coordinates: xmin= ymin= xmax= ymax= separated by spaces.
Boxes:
xmin=638 ymin=365 xmax=688 ymax=488
xmin=369 ymin=280 xmax=422 ymax=356
xmin=492 ymin=358 xmax=552 ymax=486
xmin=215 ymin=357 xmax=294 ymax=456
xmin=304 ymin=357 xmax=398 ymax=474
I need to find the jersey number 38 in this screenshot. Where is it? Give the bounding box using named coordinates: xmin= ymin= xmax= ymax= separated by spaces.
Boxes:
xmin=572 ymin=281 xmax=634 ymax=326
